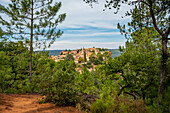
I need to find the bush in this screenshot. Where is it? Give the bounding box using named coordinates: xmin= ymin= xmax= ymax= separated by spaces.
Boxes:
xmin=66 ymin=54 xmax=74 ymax=61
xmin=87 ymin=62 xmax=91 ymax=65
xmin=4 ymin=88 xmax=20 ymax=94
xmin=75 ymin=67 xmax=97 ymax=95
xmin=82 ymin=64 xmax=87 ymax=67
xmin=78 ymin=57 xmax=84 ymax=63
xmin=37 ymin=59 xmax=79 ymax=106
xmin=90 ymin=96 xmax=151 ymax=113
xmin=87 ymin=65 xmax=92 ymax=69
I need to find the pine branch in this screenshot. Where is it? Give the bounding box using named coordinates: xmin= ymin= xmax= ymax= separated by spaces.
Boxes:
xmin=33 ymin=3 xmax=49 ymax=10
xmin=140 ymin=0 xmax=150 ymax=6
xmin=25 ymin=12 xmax=32 ymax=16
xmin=13 ymin=13 xmax=32 ymax=20
xmin=8 ymin=33 xmax=30 ymax=35
xmin=33 ymin=33 xmax=62 ymax=36
xmin=33 ymin=0 xmax=45 ymax=4
xmin=148 ymin=0 xmax=164 ymax=36
xmin=33 ymin=13 xmax=48 ymax=20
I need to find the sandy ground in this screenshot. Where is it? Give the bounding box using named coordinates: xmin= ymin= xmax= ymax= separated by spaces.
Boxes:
xmin=0 ymin=94 xmax=83 ymax=113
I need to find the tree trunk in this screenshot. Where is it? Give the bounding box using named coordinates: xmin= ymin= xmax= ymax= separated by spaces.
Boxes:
xmin=29 ymin=0 xmax=33 ymax=83
xmin=158 ymin=36 xmax=168 ymax=112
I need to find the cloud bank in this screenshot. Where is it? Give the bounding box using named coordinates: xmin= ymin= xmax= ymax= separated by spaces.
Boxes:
xmin=0 ymin=0 xmax=131 ymax=50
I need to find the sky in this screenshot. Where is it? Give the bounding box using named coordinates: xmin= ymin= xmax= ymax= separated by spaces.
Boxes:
xmin=0 ymin=0 xmax=131 ymax=50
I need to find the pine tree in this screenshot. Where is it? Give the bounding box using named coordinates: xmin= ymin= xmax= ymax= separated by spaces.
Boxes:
xmin=0 ymin=0 xmax=66 ymax=83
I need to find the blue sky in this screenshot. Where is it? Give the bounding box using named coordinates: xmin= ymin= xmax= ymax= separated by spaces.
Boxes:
xmin=0 ymin=0 xmax=131 ymax=50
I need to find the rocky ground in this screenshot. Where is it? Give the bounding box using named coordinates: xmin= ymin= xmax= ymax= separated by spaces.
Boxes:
xmin=0 ymin=94 xmax=83 ymax=113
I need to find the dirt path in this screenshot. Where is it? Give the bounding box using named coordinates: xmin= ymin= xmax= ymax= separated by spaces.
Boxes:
xmin=0 ymin=94 xmax=83 ymax=113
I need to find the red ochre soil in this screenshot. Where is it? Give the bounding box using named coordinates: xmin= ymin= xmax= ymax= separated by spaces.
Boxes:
xmin=0 ymin=94 xmax=83 ymax=113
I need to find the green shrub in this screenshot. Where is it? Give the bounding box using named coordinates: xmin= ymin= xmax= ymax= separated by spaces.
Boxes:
xmin=66 ymin=54 xmax=74 ymax=61
xmin=75 ymin=67 xmax=97 ymax=95
xmin=37 ymin=59 xmax=79 ymax=106
xmin=87 ymin=64 xmax=92 ymax=69
xmin=87 ymin=62 xmax=91 ymax=65
xmin=4 ymin=88 xmax=20 ymax=94
xmin=82 ymin=64 xmax=87 ymax=67
xmin=78 ymin=57 xmax=84 ymax=63
xmin=90 ymin=96 xmax=151 ymax=113
xmin=90 ymin=96 xmax=114 ymax=113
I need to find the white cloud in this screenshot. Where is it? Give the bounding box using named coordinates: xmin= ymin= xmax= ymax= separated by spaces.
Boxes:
xmin=63 ymin=32 xmax=121 ymax=37
xmin=1 ymin=0 xmax=10 ymax=3
xmin=46 ymin=40 xmax=125 ymax=50
xmin=0 ymin=0 xmax=130 ymax=50
xmin=0 ymin=0 xmax=131 ymax=30
xmin=57 ymin=0 xmax=131 ymax=29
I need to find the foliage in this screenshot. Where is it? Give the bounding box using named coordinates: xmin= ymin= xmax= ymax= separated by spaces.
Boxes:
xmin=88 ymin=51 xmax=110 ymax=65
xmin=89 ymin=54 xmax=103 ymax=65
xmin=107 ymin=28 xmax=161 ymax=102
xmin=98 ymin=48 xmax=106 ymax=51
xmin=84 ymin=27 xmax=165 ymax=112
xmin=76 ymin=67 xmax=97 ymax=95
xmin=90 ymin=96 xmax=151 ymax=113
xmin=97 ymin=52 xmax=103 ymax=62
xmin=0 ymin=0 xmax=66 ymax=48
xmin=84 ymin=51 xmax=87 ymax=62
xmin=60 ymin=52 xmax=63 ymax=55
xmin=119 ymin=45 xmax=124 ymax=52
xmin=0 ymin=27 xmax=5 ymax=39
xmin=37 ymin=59 xmax=79 ymax=106
xmin=0 ymin=41 xmax=30 ymax=93
xmin=77 ymin=49 xmax=80 ymax=53
xmin=118 ymin=28 xmax=161 ymax=100
xmin=75 ymin=64 xmax=121 ymax=110
xmin=103 ymin=51 xmax=110 ymax=60
xmin=78 ymin=57 xmax=84 ymax=63
xmin=0 ymin=40 xmax=159 ymax=112
xmin=66 ymin=54 xmax=74 ymax=61
xmin=0 ymin=0 xmax=66 ymax=83
xmin=1 ymin=2 xmax=169 ymax=111
xmin=74 ymin=64 xmax=151 ymax=112
xmin=86 ymin=62 xmax=93 ymax=69
xmin=84 ymin=0 xmax=169 ymax=111
xmin=0 ymin=41 xmax=53 ymax=93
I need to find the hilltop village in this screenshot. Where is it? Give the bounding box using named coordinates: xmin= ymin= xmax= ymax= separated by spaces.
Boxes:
xmin=50 ymin=47 xmax=112 ymax=72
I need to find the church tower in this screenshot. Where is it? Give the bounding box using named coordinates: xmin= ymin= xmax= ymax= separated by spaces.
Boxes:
xmin=82 ymin=46 xmax=84 ymax=54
